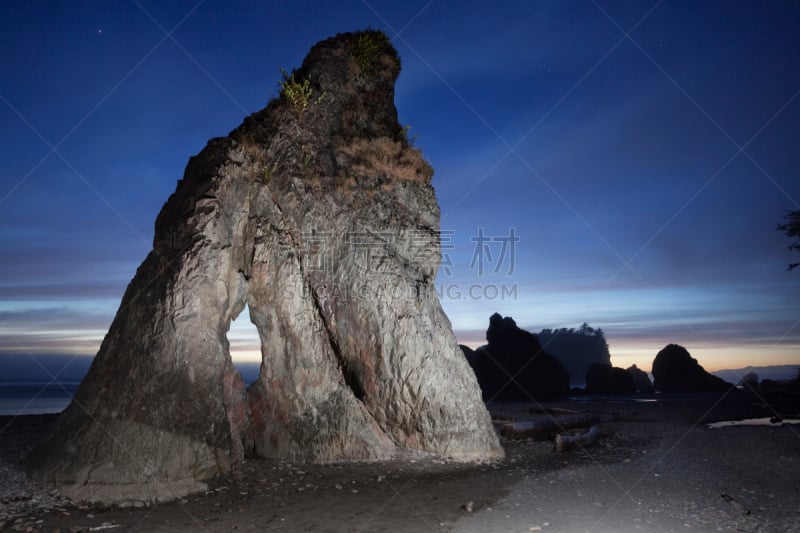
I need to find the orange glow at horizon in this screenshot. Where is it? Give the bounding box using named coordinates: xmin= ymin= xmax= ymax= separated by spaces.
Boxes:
xmin=457 ymin=334 xmax=799 ymax=374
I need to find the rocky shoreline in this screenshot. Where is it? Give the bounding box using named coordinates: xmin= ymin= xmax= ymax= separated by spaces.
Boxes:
xmin=2 ymin=392 xmax=799 ymax=532
xmin=0 ymin=415 xmax=75 ymax=530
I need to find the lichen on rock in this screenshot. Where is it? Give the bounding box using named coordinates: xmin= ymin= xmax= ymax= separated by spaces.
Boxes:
xmin=25 ymin=30 xmax=503 ymax=505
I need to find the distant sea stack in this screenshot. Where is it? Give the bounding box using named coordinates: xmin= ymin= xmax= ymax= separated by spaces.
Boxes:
xmin=651 ymin=344 xmax=733 ymax=393
xmin=26 ymin=30 xmax=503 ymax=505
xmin=463 ymin=313 xmax=570 ymax=400
xmin=537 ymin=323 xmax=610 ymax=387
xmin=626 ymin=364 xmax=654 ymax=393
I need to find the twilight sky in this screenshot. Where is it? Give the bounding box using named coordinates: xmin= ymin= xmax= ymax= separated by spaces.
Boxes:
xmin=1 ymin=1 xmax=799 ymax=377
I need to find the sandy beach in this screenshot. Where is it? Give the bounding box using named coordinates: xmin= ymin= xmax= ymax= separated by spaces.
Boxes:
xmin=2 ymin=391 xmax=799 ymax=532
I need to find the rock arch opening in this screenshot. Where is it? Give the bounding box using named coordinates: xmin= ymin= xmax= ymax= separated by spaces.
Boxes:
xmin=228 ymin=303 xmax=261 ymax=386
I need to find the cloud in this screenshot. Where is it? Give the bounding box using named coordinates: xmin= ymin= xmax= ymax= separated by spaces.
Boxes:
xmin=0 ymin=280 xmax=126 ymax=300
xmin=449 ymin=278 xmax=800 ymax=368
xmin=0 ymin=304 xmax=114 ymax=355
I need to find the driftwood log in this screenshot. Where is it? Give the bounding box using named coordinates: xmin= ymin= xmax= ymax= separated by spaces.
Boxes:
xmin=554 ymin=425 xmax=599 ymax=452
xmin=528 ymin=407 xmax=585 ymax=416
xmin=500 ymin=413 xmax=610 ymax=440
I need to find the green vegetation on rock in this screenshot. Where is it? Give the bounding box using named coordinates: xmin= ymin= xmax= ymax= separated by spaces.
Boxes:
xmin=279 ymin=68 xmax=325 ymax=115
xmin=347 ymin=29 xmax=393 ymax=78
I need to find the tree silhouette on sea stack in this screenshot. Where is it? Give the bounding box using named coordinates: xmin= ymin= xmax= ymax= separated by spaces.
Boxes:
xmin=777 ymin=209 xmax=800 ymax=270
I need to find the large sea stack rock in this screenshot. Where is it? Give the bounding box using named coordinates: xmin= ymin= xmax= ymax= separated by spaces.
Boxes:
xmin=26 ymin=30 xmax=502 ymax=505
xmin=465 ymin=313 xmax=570 ymax=400
xmin=651 ymin=344 xmax=732 ymax=393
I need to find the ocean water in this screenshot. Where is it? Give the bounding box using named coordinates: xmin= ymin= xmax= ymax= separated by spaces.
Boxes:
xmin=0 ymin=366 xmax=260 ymax=417
xmin=0 ymin=381 xmax=79 ymax=416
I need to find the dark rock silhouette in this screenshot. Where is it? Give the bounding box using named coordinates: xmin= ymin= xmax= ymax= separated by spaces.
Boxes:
xmin=464 ymin=314 xmax=570 ymax=400
xmin=760 ymin=379 xmax=785 ymax=394
xmin=537 ymin=323 xmax=610 ymax=386
xmin=738 ymin=372 xmax=759 ymax=389
xmin=651 ymin=344 xmax=733 ymax=393
xmin=460 ymin=344 xmax=478 ymax=368
xmin=626 ymin=364 xmax=654 ymax=393
xmin=26 ymin=30 xmax=502 ymax=505
xmin=585 ymin=363 xmax=636 ymax=394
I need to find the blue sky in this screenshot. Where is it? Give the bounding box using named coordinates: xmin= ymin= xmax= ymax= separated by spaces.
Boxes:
xmin=1 ymin=1 xmax=799 ymax=377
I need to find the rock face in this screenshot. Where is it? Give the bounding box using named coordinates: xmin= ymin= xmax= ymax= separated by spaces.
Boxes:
xmin=626 ymin=364 xmax=654 ymax=393
xmin=585 ymin=363 xmax=635 ymax=394
xmin=651 ymin=344 xmax=732 ymax=393
xmin=26 ymin=31 xmax=503 ymax=505
xmin=464 ymin=314 xmax=570 ymax=400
